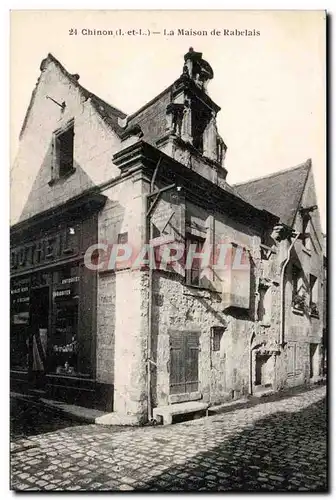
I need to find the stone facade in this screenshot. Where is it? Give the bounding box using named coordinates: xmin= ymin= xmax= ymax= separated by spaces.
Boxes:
xmin=10 ymin=49 xmax=325 ymax=423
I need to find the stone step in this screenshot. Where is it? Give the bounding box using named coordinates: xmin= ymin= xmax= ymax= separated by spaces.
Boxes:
xmin=153 ymin=400 xmax=210 ymax=425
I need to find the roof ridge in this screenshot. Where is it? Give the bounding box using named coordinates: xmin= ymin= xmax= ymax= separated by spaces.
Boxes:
xmin=127 ymin=83 xmax=173 ymax=123
xmin=233 ymin=159 xmax=312 ymax=187
xmin=47 ymin=53 xmax=126 ymax=117
xmin=19 ymin=52 xmax=127 ymax=139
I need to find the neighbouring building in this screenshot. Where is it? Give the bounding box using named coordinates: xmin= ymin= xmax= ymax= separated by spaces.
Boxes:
xmin=10 ymin=49 xmax=325 ymax=424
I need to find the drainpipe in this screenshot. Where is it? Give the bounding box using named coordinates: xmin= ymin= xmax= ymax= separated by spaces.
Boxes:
xmin=145 ymin=157 xmax=177 ymax=423
xmin=146 ymin=157 xmax=162 ymax=423
xmin=248 ymin=330 xmax=255 ymax=395
xmin=146 ymin=183 xmax=178 ymax=422
xmin=279 ymin=231 xmax=301 ymax=346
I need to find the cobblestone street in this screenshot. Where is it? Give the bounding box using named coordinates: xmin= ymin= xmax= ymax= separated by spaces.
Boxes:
xmin=10 ymin=385 xmax=327 ymax=492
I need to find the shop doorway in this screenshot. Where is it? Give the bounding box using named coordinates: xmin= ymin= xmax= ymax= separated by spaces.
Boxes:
xmin=29 ymin=286 xmax=50 ymax=388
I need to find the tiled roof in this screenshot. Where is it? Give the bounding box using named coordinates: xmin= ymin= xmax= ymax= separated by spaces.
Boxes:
xmin=233 ymin=161 xmax=311 ymax=226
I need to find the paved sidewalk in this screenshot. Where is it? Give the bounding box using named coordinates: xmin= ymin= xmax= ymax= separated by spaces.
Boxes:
xmin=10 ymin=385 xmax=327 ymax=492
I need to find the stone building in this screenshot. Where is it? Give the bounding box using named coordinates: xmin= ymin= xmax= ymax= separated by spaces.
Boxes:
xmin=10 ymin=49 xmax=325 ymax=424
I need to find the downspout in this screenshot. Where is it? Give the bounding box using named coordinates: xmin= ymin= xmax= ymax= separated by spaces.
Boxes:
xmin=249 ymin=242 xmax=259 ymax=396
xmin=279 ymin=231 xmax=301 ymax=346
xmin=249 ymin=330 xmax=255 ymax=395
xmin=146 ymin=157 xmax=162 ymax=423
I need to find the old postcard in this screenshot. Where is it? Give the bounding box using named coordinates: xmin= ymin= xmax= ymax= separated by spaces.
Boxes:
xmin=10 ymin=9 xmax=327 ymax=492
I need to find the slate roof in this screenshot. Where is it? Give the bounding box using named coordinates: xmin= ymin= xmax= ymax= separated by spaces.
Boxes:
xmin=19 ymin=54 xmax=312 ymax=230
xmin=233 ymin=160 xmax=311 ymax=227
xmin=20 ymin=53 xmax=176 ymax=145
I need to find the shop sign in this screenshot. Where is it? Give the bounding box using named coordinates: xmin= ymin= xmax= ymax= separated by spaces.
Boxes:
xmin=53 ymin=285 xmax=73 ymax=300
xmin=11 ymin=225 xmax=81 ymax=272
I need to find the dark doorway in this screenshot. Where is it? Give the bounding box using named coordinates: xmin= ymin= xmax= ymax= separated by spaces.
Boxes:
xmin=29 ymin=286 xmax=50 ymax=388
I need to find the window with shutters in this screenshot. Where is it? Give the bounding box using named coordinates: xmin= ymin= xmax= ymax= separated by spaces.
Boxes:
xmin=50 ymin=120 xmax=75 ymax=184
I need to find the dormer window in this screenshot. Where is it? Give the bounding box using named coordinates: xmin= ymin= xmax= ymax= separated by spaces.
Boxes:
xmin=50 ymin=120 xmax=75 ymax=184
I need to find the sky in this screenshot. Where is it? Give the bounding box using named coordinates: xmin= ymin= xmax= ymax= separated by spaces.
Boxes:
xmin=10 ymin=10 xmax=326 ymax=229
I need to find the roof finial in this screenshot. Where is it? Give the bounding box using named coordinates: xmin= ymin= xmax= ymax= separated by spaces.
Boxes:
xmin=182 ymin=48 xmax=214 ymax=92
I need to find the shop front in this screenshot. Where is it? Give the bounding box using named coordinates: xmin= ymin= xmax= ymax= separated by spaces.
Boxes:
xmin=10 ymin=193 xmax=113 ymax=411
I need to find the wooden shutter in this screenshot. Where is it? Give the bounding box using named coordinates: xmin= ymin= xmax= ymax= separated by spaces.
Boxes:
xmin=185 ymin=332 xmax=199 ymax=393
xmin=169 ymin=330 xmax=199 ymax=395
xmin=169 ymin=331 xmax=185 ymax=395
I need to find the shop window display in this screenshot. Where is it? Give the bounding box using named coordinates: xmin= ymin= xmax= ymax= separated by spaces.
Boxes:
xmin=11 ymin=263 xmax=92 ymax=379
xmin=50 ymin=265 xmax=81 ymax=376
xmin=10 ymin=277 xmax=31 ymax=370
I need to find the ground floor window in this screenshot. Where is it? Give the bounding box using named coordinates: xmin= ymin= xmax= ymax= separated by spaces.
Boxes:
xmin=10 ymin=277 xmax=31 ymax=371
xmin=50 ymin=265 xmax=80 ymax=376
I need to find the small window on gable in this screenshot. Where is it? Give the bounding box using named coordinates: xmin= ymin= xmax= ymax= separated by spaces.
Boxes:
xmin=51 ymin=121 xmax=75 ymax=182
